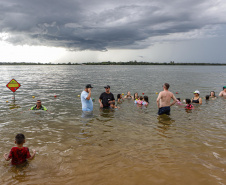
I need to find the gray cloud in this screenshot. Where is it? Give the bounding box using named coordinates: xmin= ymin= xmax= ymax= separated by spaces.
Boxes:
xmin=0 ymin=0 xmax=226 ymax=51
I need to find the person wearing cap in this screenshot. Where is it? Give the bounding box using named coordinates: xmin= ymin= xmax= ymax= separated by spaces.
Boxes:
xmin=156 ymin=83 xmax=177 ymax=115
xmin=191 ymin=90 xmax=202 ymax=104
xmin=219 ymin=86 xmax=226 ymax=97
xmin=99 ymin=85 xmax=115 ymax=108
xmin=81 ymin=84 xmax=93 ymax=111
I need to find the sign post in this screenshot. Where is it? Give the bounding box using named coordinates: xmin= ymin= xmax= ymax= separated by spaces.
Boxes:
xmin=6 ymin=79 xmax=21 ymax=100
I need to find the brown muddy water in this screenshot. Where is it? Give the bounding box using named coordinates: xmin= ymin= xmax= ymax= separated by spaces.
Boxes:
xmin=0 ymin=65 xmax=226 ymax=185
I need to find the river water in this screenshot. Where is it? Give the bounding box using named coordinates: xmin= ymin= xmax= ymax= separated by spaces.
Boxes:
xmin=0 ymin=65 xmax=225 ymax=185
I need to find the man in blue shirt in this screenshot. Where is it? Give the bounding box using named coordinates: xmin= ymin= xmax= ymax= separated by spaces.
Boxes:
xmin=81 ymin=84 xmax=93 ymax=111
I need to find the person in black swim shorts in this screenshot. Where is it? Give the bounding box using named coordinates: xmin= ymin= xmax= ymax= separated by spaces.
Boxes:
xmin=156 ymin=83 xmax=177 ymax=115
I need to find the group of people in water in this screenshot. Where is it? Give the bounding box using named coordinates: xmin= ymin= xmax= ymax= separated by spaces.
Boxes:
xmin=3 ymin=83 xmax=225 ymax=166
xmin=81 ymin=83 xmax=226 ymax=115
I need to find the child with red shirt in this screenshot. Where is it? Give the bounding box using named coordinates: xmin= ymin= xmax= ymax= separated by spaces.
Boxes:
xmin=4 ymin=133 xmax=36 ymax=165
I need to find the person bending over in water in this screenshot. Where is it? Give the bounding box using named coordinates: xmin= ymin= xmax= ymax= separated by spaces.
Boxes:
xmin=219 ymin=86 xmax=226 ymax=97
xmin=156 ymin=83 xmax=177 ymax=115
xmin=191 ymin=90 xmax=202 ymax=105
xmin=31 ymin=100 xmax=47 ymax=111
xmin=185 ymin=99 xmax=194 ymax=109
xmin=4 ymin=133 xmax=36 ymax=165
xmin=205 ymin=95 xmax=210 ymax=100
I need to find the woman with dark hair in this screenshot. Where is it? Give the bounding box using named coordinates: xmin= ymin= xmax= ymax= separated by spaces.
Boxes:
xmin=133 ymin=92 xmax=138 ymax=100
xmin=142 ymin=96 xmax=149 ymax=106
xmin=209 ymin=91 xmax=217 ymax=99
xmin=117 ymin=94 xmax=123 ymax=103
xmin=191 ymin=90 xmax=202 ymax=105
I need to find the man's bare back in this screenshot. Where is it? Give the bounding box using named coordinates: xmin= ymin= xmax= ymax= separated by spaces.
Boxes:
xmin=157 ymin=90 xmax=176 ymax=108
xmin=156 ymin=83 xmax=177 ymax=115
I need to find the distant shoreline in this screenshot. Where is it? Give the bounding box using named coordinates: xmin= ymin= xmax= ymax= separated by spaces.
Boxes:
xmin=0 ymin=61 xmax=226 ymax=66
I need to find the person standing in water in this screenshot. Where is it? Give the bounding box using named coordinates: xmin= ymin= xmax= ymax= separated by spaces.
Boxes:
xmin=99 ymin=85 xmax=115 ymax=108
xmin=4 ymin=133 xmax=36 ymax=165
xmin=156 ymin=83 xmax=177 ymax=115
xmin=81 ymin=84 xmax=93 ymax=112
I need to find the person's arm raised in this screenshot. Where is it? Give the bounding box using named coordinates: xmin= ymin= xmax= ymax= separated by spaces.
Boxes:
xmin=86 ymin=88 xmax=92 ymax=100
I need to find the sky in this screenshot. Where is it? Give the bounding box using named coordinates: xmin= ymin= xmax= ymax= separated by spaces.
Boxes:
xmin=0 ymin=0 xmax=226 ymax=63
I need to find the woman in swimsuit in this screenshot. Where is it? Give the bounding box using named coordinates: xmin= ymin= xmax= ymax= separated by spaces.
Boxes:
xmin=124 ymin=91 xmax=133 ymax=99
xmin=191 ymin=90 xmax=202 ymax=105
xmin=209 ymin=91 xmax=217 ymax=99
xmin=133 ymin=92 xmax=138 ymax=100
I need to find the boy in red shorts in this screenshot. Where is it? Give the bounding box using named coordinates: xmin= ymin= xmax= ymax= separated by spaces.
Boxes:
xmin=4 ymin=133 xmax=36 ymax=165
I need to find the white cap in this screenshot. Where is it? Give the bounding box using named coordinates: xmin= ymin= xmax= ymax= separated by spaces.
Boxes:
xmin=193 ymin=90 xmax=200 ymax=94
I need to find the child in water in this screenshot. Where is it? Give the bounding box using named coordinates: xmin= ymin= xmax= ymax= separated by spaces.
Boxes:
xmin=4 ymin=133 xmax=36 ymax=165
xmin=185 ymin=99 xmax=194 ymax=109
xmin=117 ymin=94 xmax=124 ymax=103
xmin=142 ymin=96 xmax=149 ymax=106
xmin=135 ymin=96 xmax=143 ymax=105
xmin=110 ymin=102 xmax=118 ymax=109
xmin=176 ymin=98 xmax=182 ymax=105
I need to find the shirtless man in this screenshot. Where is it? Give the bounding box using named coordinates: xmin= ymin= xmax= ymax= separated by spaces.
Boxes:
xmin=219 ymin=86 xmax=226 ymax=97
xmin=156 ymin=83 xmax=177 ymax=115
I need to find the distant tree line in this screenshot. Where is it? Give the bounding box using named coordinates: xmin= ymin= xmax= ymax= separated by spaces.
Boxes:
xmin=82 ymin=61 xmax=226 ymax=65
xmin=0 ymin=61 xmax=225 ymax=65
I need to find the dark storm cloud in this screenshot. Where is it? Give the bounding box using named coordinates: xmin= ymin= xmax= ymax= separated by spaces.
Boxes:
xmin=0 ymin=0 xmax=226 ymax=50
